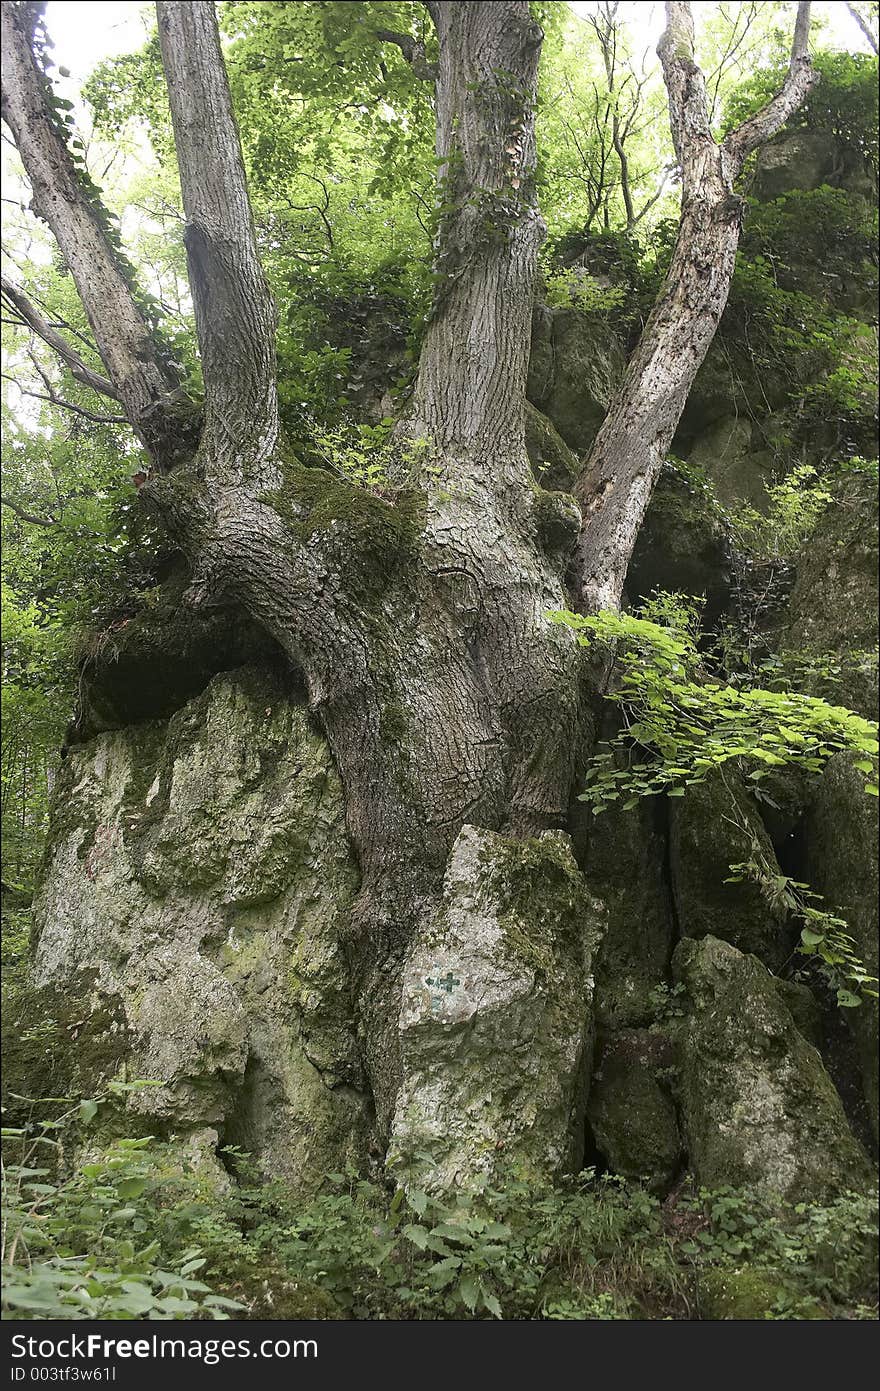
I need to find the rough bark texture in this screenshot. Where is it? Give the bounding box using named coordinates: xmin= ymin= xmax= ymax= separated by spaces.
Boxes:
xmin=143 ymin=0 xmax=585 ymax=1143
xmin=13 ymin=0 xmax=861 ymax=1199
xmin=156 ymin=0 xmax=279 ymax=488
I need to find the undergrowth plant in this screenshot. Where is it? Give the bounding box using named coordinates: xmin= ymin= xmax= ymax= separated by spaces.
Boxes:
xmin=1 ymin=1085 xmax=244 ymax=1320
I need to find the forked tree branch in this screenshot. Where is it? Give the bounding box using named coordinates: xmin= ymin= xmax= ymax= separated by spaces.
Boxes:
xmin=374 ymin=28 xmax=437 ymax=81
xmin=570 ymin=1 xmax=817 ymax=616
xmin=723 ymin=1 xmax=817 ymax=170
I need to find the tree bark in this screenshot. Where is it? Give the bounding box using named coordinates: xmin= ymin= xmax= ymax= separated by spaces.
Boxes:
xmin=145 ymin=0 xmax=583 ymax=1134
xmin=156 ymin=1 xmax=280 ymax=490
xmin=571 ymin=0 xmax=817 ymax=615
xmin=0 ymin=1 xmax=193 ymax=465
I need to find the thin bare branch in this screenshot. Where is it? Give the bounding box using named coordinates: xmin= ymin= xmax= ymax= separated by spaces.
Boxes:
xmin=1 ymin=276 xmax=119 ymax=400
xmin=2 ymin=363 xmax=128 ymax=425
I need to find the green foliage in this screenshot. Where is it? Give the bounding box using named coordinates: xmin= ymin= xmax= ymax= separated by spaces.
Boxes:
xmin=9 ymin=1132 xmax=869 ymax=1321
xmin=725 ymin=835 xmax=879 ymax=1006
xmin=725 ymin=51 xmax=879 ymax=173
xmin=729 ymin=462 xmax=833 ymax=560
xmin=543 ymin=267 xmax=628 ymax=317
xmin=682 ymin=1184 xmax=878 ymax=1315
xmin=1 ymin=1088 xmax=244 ymax=1320
xmin=549 ymin=592 xmax=879 ymax=1001
xmin=548 ymin=595 xmax=879 ymax=807
xmin=306 ymin=418 xmax=433 ymax=494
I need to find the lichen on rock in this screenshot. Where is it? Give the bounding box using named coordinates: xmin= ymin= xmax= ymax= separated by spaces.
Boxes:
xmin=673 ymin=935 xmax=873 ymax=1200
xmin=32 ymin=663 xmax=371 ymax=1191
xmin=389 ymin=825 xmax=604 ymax=1191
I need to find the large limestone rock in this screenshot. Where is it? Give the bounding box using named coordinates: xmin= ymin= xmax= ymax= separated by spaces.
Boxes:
xmin=685 ymin=415 xmax=774 ymax=512
xmin=524 ymin=400 xmax=580 ymax=492
xmin=626 ymin=465 xmax=733 ymax=626
xmin=33 ymin=664 xmax=372 ymax=1190
xmin=527 ymin=303 xmax=626 ymax=455
xmin=669 ymin=772 xmax=791 ymax=971
xmin=583 ymin=787 xmax=674 ymax=1030
xmin=389 ymin=826 xmax=604 ymax=1190
xmin=785 ymin=471 xmax=879 ymax=719
xmin=587 ymin=1029 xmax=681 ymax=1192
xmin=673 ymin=936 xmax=872 ymax=1200
xmin=803 ymin=753 xmax=879 ymax=1147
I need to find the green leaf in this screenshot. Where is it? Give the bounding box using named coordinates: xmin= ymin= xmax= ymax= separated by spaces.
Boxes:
xmin=458 ymin=1277 xmax=479 ymax=1311
xmin=482 ymin=1290 xmax=503 ymax=1318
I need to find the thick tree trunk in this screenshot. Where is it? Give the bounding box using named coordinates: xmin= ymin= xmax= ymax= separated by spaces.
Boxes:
xmin=144 ymin=0 xmax=584 ymax=1135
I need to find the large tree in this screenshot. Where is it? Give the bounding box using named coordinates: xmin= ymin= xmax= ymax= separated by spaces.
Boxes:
xmin=1 ymin=0 xmax=816 ymax=1147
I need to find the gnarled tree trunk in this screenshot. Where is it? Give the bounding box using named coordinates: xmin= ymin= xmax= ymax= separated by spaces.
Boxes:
xmin=3 ymin=0 xmax=818 ymax=1182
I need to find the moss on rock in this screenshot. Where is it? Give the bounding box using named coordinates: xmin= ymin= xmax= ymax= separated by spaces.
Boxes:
xmin=32 ymin=664 xmax=370 ymax=1192
xmin=669 ymin=770 xmax=792 ymax=971
xmin=803 ymin=752 xmax=879 ymax=1147
xmin=697 ymin=1266 xmax=823 ymax=1320
xmin=673 ymin=935 xmax=873 ymax=1200
xmin=587 ymin=1030 xmax=681 ymax=1192
xmin=390 ymin=826 xmax=605 ymax=1190
xmin=267 ymin=458 xmax=425 ymax=604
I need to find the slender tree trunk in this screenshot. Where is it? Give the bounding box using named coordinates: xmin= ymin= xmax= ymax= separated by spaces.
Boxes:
xmin=0 ymin=3 xmax=193 ymax=464
xmin=571 ymin=0 xmax=817 ymax=615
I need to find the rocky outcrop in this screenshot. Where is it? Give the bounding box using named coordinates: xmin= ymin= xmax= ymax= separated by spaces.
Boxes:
xmin=673 ymin=935 xmax=872 ymax=1200
xmin=33 ymin=664 xmax=372 ymax=1191
xmin=583 ymin=786 xmax=674 ymax=1030
xmin=587 ymin=1029 xmax=681 ymax=1192
xmin=669 ymin=772 xmax=791 ymax=971
xmin=524 ymin=400 xmax=580 ymax=491
xmin=785 ymin=472 xmax=879 ymax=719
xmin=527 ymin=302 xmax=626 ymax=455
xmin=389 ymin=826 xmax=604 ymax=1190
xmin=626 ymin=465 xmax=733 ymax=626
xmin=685 ymin=415 xmax=774 ymax=512
xmin=802 ymin=753 xmax=879 ymax=1146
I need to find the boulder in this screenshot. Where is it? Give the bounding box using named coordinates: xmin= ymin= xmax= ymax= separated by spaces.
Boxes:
xmin=524 ymin=400 xmax=580 ymax=492
xmin=389 ymin=825 xmax=604 ymax=1190
xmin=673 ymin=935 xmax=872 ymax=1200
xmin=587 ymin=1029 xmax=681 ymax=1192
xmin=802 ymin=753 xmax=879 ymax=1146
xmin=527 ymin=303 xmax=626 ymax=455
xmin=669 ymin=772 xmax=791 ymax=971
xmin=33 ymin=664 xmax=372 ymax=1191
xmin=685 ymin=415 xmax=774 ymax=512
xmin=583 ymin=791 xmax=674 ymax=1030
xmin=626 ymin=465 xmax=733 ymax=627
xmin=785 ymin=471 xmax=879 ymax=719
